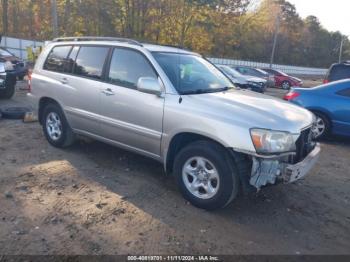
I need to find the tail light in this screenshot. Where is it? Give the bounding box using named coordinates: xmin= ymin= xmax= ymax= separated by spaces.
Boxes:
xmin=283 ymin=91 xmax=300 ymax=101
xmin=27 ymin=69 xmax=32 ymax=93
xmin=323 ymin=79 xmax=329 ymax=84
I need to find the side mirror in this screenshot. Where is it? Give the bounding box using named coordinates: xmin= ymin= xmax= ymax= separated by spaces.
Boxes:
xmin=137 ymin=77 xmax=162 ymax=96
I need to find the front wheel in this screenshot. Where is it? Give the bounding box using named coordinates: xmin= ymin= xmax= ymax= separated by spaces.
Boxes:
xmin=173 ymin=141 xmax=240 ymax=210
xmin=281 ymin=81 xmax=291 ymax=90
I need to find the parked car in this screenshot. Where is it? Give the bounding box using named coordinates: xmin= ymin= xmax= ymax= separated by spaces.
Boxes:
xmin=234 ymin=66 xmax=274 ymax=87
xmin=262 ymin=68 xmax=303 ymax=89
xmin=0 ymin=62 xmax=17 ymax=99
xmin=28 ymin=37 xmax=320 ymax=210
xmin=284 ymin=79 xmax=350 ymax=139
xmin=217 ymin=65 xmax=266 ymax=93
xmin=0 ymin=47 xmax=28 ymax=80
xmin=323 ymin=61 xmax=350 ymax=84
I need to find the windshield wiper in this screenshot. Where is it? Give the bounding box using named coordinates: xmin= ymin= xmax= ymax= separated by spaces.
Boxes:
xmin=180 ymin=86 xmax=233 ymax=95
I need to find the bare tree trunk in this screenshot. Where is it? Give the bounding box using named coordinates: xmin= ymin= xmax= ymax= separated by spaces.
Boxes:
xmin=12 ymin=0 xmax=18 ymax=36
xmin=51 ymin=0 xmax=58 ymax=38
xmin=63 ymin=0 xmax=71 ymax=35
xmin=2 ymin=0 xmax=8 ymax=35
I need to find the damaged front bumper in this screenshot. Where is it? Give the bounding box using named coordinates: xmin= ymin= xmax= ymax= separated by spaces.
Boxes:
xmin=249 ymin=143 xmax=321 ymax=189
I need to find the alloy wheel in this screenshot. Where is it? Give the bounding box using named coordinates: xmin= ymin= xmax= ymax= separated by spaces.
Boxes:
xmin=182 ymin=156 xmax=220 ymax=200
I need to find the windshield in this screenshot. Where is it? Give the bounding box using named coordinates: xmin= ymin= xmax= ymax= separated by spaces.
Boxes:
xmin=152 ymin=52 xmax=233 ymax=94
xmin=255 ymin=68 xmax=268 ymax=76
xmin=0 ymin=48 xmax=13 ymax=57
xmin=220 ymin=66 xmax=243 ymax=78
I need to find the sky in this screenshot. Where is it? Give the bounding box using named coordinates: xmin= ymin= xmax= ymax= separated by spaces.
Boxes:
xmin=288 ymin=0 xmax=350 ymax=36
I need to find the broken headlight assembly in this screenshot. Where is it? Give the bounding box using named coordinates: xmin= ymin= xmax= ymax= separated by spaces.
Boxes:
xmin=250 ymin=128 xmax=299 ymax=155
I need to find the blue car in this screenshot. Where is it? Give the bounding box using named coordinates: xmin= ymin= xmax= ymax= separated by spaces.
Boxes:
xmin=284 ymin=79 xmax=350 ymax=139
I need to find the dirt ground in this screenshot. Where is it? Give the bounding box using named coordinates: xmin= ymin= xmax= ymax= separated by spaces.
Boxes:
xmin=0 ymin=83 xmax=349 ymax=255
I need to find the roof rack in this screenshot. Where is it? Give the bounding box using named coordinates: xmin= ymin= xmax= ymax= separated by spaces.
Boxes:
xmin=142 ymin=41 xmax=190 ymax=51
xmin=52 ymin=36 xmax=143 ymax=46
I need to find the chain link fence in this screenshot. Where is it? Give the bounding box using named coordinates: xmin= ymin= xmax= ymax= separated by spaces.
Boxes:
xmin=208 ymin=58 xmax=327 ymax=77
xmin=0 ymin=36 xmax=44 ymax=60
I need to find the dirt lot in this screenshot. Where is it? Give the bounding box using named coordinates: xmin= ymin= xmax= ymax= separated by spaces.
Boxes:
xmin=0 ymin=84 xmax=349 ymax=255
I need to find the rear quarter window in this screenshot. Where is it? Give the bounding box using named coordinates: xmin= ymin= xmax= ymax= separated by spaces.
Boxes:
xmin=336 ymin=88 xmax=350 ymax=97
xmin=43 ymin=45 xmax=72 ymax=73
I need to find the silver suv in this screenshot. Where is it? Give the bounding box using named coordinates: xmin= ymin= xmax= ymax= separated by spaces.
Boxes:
xmin=28 ymin=37 xmax=320 ymax=210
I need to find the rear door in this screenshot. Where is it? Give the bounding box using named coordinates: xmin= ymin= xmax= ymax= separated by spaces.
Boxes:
xmin=99 ymin=47 xmax=164 ymax=158
xmin=54 ymin=45 xmax=110 ymax=135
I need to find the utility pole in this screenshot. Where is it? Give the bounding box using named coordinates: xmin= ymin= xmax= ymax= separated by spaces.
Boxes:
xmin=339 ymin=35 xmax=345 ymax=63
xmin=51 ymin=0 xmax=58 ymax=38
xmin=270 ymin=14 xmax=280 ymax=68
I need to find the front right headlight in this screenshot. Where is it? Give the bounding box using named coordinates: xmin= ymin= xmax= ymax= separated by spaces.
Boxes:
xmin=250 ymin=128 xmax=299 ymax=154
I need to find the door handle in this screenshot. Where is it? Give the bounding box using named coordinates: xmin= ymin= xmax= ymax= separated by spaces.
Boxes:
xmin=101 ymin=88 xmax=115 ymax=96
xmin=60 ymin=78 xmax=68 ymax=84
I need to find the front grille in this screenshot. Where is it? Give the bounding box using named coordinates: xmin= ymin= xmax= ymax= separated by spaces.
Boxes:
xmin=291 ymin=128 xmax=315 ymax=164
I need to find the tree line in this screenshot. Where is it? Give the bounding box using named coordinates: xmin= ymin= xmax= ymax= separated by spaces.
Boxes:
xmin=1 ymin=0 xmax=349 ymax=67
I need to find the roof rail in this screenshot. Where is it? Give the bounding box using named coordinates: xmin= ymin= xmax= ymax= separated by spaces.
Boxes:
xmin=52 ymin=36 xmax=143 ymax=46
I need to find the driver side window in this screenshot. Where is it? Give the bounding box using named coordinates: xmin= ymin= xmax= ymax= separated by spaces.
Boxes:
xmin=108 ymin=48 xmax=157 ymax=89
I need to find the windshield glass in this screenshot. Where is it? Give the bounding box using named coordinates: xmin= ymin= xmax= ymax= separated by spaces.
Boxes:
xmin=255 ymin=68 xmax=268 ymax=76
xmin=0 ymin=48 xmax=13 ymax=57
xmin=220 ymin=66 xmax=243 ymax=78
xmin=152 ymin=52 xmax=233 ymax=94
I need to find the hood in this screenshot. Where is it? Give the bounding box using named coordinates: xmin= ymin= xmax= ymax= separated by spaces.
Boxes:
xmin=245 ymin=76 xmax=267 ymax=83
xmin=183 ymin=89 xmax=313 ymax=133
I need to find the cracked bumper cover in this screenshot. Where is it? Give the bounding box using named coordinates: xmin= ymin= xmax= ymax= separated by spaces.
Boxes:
xmin=249 ymin=143 xmax=321 ymax=189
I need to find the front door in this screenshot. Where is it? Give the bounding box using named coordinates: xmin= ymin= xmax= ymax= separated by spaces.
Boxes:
xmin=100 ymin=47 xmax=164 ymax=158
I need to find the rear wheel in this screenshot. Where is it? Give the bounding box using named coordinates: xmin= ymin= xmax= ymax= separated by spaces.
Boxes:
xmin=42 ymin=103 xmax=75 ymax=148
xmin=311 ymin=112 xmax=330 ymax=139
xmin=173 ymin=141 xmax=240 ymax=210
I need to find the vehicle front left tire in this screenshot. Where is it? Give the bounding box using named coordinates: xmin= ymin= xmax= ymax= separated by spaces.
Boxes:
xmin=173 ymin=140 xmax=240 ymax=210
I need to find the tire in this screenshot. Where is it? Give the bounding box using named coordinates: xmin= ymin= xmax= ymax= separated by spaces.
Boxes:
xmin=42 ymin=103 xmax=75 ymax=148
xmin=0 ymin=107 xmax=31 ymax=119
xmin=311 ymin=111 xmax=331 ymax=140
xmin=281 ymin=81 xmax=291 ymax=90
xmin=0 ymin=82 xmax=15 ymax=99
xmin=173 ymin=140 xmax=240 ymax=210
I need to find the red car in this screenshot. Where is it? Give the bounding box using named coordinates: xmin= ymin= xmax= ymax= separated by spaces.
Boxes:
xmin=262 ymin=68 xmax=303 ymax=89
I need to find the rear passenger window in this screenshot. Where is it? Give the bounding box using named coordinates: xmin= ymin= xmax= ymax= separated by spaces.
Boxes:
xmin=73 ymin=46 xmax=109 ymax=80
xmin=43 ymin=46 xmax=72 ymax=72
xmin=108 ymin=48 xmax=157 ymax=89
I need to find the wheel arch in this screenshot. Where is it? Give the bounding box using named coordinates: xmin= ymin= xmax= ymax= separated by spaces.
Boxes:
xmin=38 ymin=97 xmax=63 ymax=125
xmin=307 ymin=108 xmax=333 ymax=131
xmin=164 ymin=132 xmax=230 ymax=175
